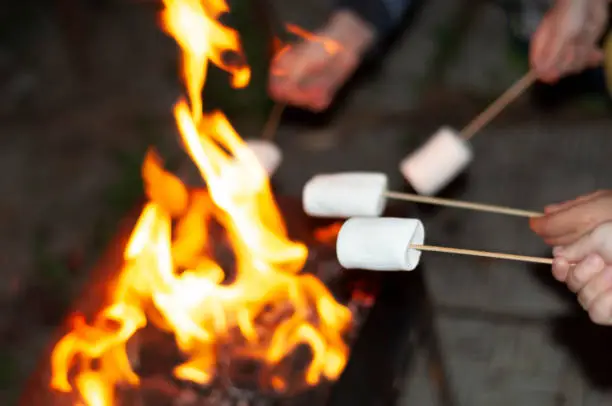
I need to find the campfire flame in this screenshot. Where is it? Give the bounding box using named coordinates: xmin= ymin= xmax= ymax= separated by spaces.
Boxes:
xmin=49 ymin=1 xmax=352 ymax=404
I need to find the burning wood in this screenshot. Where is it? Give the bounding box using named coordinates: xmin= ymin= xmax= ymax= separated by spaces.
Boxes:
xmin=42 ymin=1 xmax=355 ymax=405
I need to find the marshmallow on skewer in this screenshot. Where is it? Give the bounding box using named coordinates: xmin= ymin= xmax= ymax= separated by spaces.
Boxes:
xmin=222 ymin=141 xmax=278 ymax=195
xmin=400 ymin=127 xmax=472 ymax=196
xmin=244 ymin=139 xmax=283 ymax=176
xmin=304 ymin=172 xmax=388 ymax=218
xmin=337 ymin=217 xmax=425 ymax=271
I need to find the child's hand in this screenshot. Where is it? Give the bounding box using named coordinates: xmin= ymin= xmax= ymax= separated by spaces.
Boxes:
xmin=552 ymin=222 xmax=612 ymax=324
xmin=530 ymin=0 xmax=607 ymax=83
xmin=530 ymin=190 xmax=612 ymax=246
xmin=268 ymin=11 xmax=374 ymax=112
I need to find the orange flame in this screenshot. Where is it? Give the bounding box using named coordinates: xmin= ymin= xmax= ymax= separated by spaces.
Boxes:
xmin=49 ymin=1 xmax=352 ymax=405
xmin=271 ymin=24 xmax=343 ymax=78
xmin=313 ymin=223 xmax=343 ymax=245
xmin=285 ymin=24 xmax=342 ymax=55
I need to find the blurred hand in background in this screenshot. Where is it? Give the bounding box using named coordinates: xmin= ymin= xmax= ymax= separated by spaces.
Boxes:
xmin=268 ymin=10 xmax=375 ymax=111
xmin=530 ymin=0 xmax=608 ymax=83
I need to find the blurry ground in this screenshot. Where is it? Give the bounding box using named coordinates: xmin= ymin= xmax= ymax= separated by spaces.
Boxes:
xmin=1 ymin=0 xmax=612 ymax=405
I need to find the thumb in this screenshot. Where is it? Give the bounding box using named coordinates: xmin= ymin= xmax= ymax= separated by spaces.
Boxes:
xmin=555 ymin=233 xmax=595 ymax=262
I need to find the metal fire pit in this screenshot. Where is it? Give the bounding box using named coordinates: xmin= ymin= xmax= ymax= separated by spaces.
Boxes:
xmin=19 ymin=196 xmax=452 ymax=406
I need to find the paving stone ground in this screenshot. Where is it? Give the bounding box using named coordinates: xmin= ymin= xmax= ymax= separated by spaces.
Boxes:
xmin=444 ymin=1 xmax=526 ymax=95
xmin=400 ymin=316 xmax=574 ymax=406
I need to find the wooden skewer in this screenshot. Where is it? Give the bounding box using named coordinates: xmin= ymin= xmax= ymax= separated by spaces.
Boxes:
xmin=410 ymin=244 xmax=553 ymax=265
xmin=383 ymin=191 xmax=542 ymax=218
xmin=260 ymin=0 xmax=287 ymax=143
xmin=261 ymin=102 xmax=286 ymax=141
xmin=461 ymin=70 xmax=537 ymax=141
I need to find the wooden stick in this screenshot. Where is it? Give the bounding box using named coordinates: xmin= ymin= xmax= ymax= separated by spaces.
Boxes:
xmin=383 ymin=191 xmax=542 ymax=218
xmin=410 ymin=244 xmax=553 ymax=265
xmin=261 ymin=102 xmax=286 ymax=141
xmin=461 ymin=70 xmax=537 ymax=141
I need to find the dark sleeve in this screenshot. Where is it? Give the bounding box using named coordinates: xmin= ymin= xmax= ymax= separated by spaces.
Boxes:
xmin=335 ymin=0 xmax=412 ymax=37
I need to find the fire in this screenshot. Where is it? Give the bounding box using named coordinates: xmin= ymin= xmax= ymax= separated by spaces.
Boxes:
xmin=271 ymin=23 xmax=342 ymax=78
xmin=314 ymin=223 xmax=343 ymax=245
xmin=49 ymin=1 xmax=352 ymax=405
xmin=285 ymin=24 xmax=342 ymax=55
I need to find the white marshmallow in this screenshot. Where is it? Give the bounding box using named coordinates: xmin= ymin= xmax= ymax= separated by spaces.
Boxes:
xmin=337 ymin=217 xmax=425 ymax=271
xmin=303 ymin=172 xmax=388 ymax=218
xmin=400 ymin=127 xmax=473 ymax=196
xmin=245 ymin=139 xmax=282 ymax=176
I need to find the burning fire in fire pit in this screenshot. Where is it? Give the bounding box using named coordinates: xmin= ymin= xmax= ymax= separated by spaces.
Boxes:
xmin=48 ymin=0 xmax=352 ymax=404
